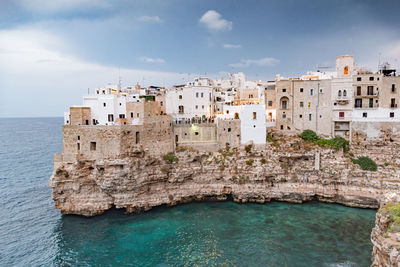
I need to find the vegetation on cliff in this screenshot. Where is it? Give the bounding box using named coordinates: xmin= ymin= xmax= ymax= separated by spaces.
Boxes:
xmin=300 ymin=130 xmax=350 ymax=152
xmin=381 ymin=203 xmax=400 ymax=232
xmin=351 ymin=156 xmax=377 ymax=171
xmin=163 ymin=152 xmax=178 ymax=163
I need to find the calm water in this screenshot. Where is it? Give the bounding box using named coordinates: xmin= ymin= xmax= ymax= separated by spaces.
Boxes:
xmin=0 ymin=118 xmax=376 ymax=266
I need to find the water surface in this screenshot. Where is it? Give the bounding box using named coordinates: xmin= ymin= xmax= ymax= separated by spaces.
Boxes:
xmin=0 ymin=118 xmax=376 ymax=266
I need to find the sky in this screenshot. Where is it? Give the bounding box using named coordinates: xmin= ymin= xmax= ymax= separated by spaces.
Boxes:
xmin=1 ymin=0 xmax=400 ymax=117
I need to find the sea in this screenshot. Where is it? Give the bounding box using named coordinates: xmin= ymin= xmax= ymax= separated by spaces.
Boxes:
xmin=0 ymin=117 xmax=376 ymax=266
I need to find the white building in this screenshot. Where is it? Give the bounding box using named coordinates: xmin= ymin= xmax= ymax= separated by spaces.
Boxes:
xmin=166 ymin=85 xmax=213 ymax=120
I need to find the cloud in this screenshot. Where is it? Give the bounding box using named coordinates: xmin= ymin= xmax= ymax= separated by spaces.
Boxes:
xmin=223 ymin=44 xmax=241 ymax=49
xmin=229 ymin=57 xmax=280 ymax=68
xmin=137 ymin=16 xmax=162 ymax=23
xmin=199 ymin=10 xmax=232 ymax=32
xmin=17 ymin=0 xmax=111 ymax=13
xmin=0 ymin=28 xmax=187 ymax=117
xmin=139 ymin=57 xmax=165 ymax=64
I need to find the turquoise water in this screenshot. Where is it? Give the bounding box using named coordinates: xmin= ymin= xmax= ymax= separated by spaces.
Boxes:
xmin=0 ymin=118 xmax=376 ymax=266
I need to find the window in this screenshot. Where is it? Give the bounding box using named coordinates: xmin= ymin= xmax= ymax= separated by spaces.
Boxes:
xmin=77 ymin=136 xmax=80 ymax=140
xmin=160 ymin=101 xmax=163 ymax=106
xmin=344 ymin=66 xmax=349 ymax=75
xmin=300 ymin=88 xmax=304 ymax=93
xmin=137 ymin=113 xmax=140 ymax=117
xmin=93 ymin=119 xmax=96 ymax=125
xmin=135 ymin=132 xmax=140 ymax=144
xmin=355 ymin=99 xmax=362 ymax=108
xmin=178 ymin=106 xmax=184 ymax=114
xmin=369 ymin=77 xmax=374 ymax=81
xmin=308 ymin=102 xmax=311 ymax=108
xmin=282 ymin=100 xmax=287 ymax=109
xmin=357 ymin=77 xmax=361 ymax=81
xmin=90 ymin=142 xmax=96 ymax=151
xmin=320 ymin=89 xmax=323 ymax=93
xmin=299 ymin=115 xmax=303 ymax=118
xmin=195 ymin=132 xmax=199 ymax=136
xmin=268 ymin=101 xmax=273 ymax=107
xmin=391 ymin=98 xmax=396 ymax=108
xmin=249 ymin=94 xmax=254 ymax=98
xmin=309 ymin=114 xmax=312 ymax=121
xmin=253 ymin=112 xmax=257 ymax=120
xmin=392 ymin=84 xmax=396 ymax=92
xmin=228 ymin=128 xmax=231 ymax=132
xmin=280 ymin=125 xmax=284 ymax=130
xmin=201 ymin=93 xmax=204 ymax=98
xmin=369 ymin=98 xmax=373 ymax=108
xmin=338 ymin=90 xmax=342 ymax=97
xmin=339 ymin=112 xmax=344 ymax=118
xmin=390 ymin=112 xmax=395 ymax=118
xmin=108 ymin=114 xmax=114 ymax=122
xmin=85 ymin=120 xmax=89 ymax=125
xmin=119 ymin=103 xmax=122 ymax=106
xmin=343 ymin=90 xmax=347 ymax=97
xmin=363 ymin=112 xmax=367 ymax=118
xmin=179 ymin=95 xmax=182 ymax=99
xmin=282 ymin=88 xmax=286 ymax=93
xmin=283 ymin=114 xmax=286 ymax=119
xmin=196 ymin=92 xmax=199 ymax=98
xmin=310 ymin=89 xmax=314 ymax=96
xmin=367 ymin=86 xmax=374 ymax=95
xmin=195 ymin=105 xmax=198 ymax=109
xmin=103 ymin=103 xmax=106 ymax=107
xmin=119 ymin=114 xmax=125 ymax=119
xmin=131 ymin=112 xmax=133 ymax=118
xmin=300 ymin=102 xmax=304 ymax=107
xmin=202 ymin=105 xmax=204 ymax=109
xmin=357 ymin=86 xmax=361 ymax=96
xmin=77 ymin=143 xmax=80 ymax=151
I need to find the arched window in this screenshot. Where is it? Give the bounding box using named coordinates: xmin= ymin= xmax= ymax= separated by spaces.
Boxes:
xmin=344 ymin=66 xmax=349 ymax=75
xmin=338 ymin=90 xmax=342 ymax=97
xmin=343 ymin=90 xmax=347 ymax=97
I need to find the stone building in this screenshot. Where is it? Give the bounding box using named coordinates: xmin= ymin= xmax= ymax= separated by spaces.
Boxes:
xmin=62 ymin=115 xmax=174 ymax=159
xmin=331 ymin=56 xmax=355 ymax=138
xmin=276 ymin=77 xmax=333 ymax=137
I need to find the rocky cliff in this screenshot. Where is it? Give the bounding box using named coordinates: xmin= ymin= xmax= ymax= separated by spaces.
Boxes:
xmin=50 ymin=137 xmax=400 ymax=266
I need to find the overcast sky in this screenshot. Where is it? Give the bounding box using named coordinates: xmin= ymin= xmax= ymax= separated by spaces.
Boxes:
xmin=1 ymin=0 xmax=400 ymax=117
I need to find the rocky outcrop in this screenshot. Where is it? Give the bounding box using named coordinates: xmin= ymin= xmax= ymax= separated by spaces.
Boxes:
xmin=371 ymin=204 xmax=400 ymax=266
xmin=50 ymin=138 xmax=400 ymax=265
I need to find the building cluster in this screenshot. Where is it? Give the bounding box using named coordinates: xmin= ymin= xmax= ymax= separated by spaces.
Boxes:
xmin=63 ymin=55 xmax=400 ymax=156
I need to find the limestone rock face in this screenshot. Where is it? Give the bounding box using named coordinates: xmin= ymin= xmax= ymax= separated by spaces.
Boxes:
xmin=50 ymin=138 xmax=400 ymax=265
xmin=371 ymin=209 xmax=400 ymax=266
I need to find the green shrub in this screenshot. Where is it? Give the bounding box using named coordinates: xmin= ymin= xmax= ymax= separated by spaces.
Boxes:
xmin=301 ymin=130 xmax=349 ymax=152
xmin=351 ymin=156 xmax=377 ymax=171
xmin=300 ymin=130 xmax=319 ymax=142
xmin=245 ymin=144 xmax=252 ymax=153
xmin=163 ymin=152 xmax=178 ymax=163
xmin=246 ymin=159 xmax=254 ymax=166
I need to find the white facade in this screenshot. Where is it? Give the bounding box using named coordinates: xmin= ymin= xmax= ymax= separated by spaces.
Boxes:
xmin=240 ymin=104 xmax=266 ymax=144
xmin=352 ymin=108 xmax=400 ymax=122
xmin=218 ymin=103 xmax=266 ymax=144
xmin=82 ymin=94 xmax=127 ymax=125
xmin=166 ymin=86 xmax=213 ymax=119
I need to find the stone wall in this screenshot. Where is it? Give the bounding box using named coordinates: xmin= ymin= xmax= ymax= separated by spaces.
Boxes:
xmin=62 ymin=115 xmax=174 ymax=159
xmin=70 ymin=107 xmax=91 ymax=125
xmin=216 ymin=119 xmax=241 ymax=149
